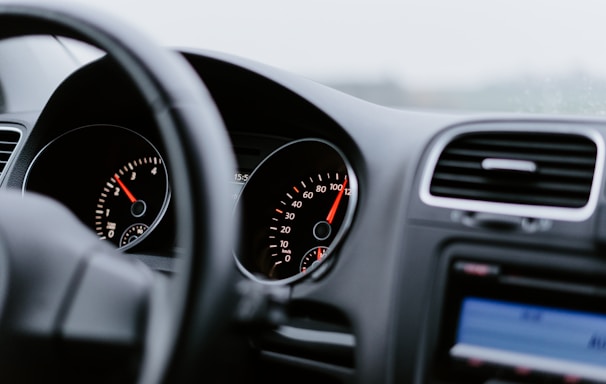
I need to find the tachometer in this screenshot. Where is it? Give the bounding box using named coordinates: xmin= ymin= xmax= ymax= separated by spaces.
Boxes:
xmin=96 ymin=156 xmax=168 ymax=249
xmin=24 ymin=125 xmax=170 ymax=250
xmin=235 ymin=139 xmax=357 ymax=284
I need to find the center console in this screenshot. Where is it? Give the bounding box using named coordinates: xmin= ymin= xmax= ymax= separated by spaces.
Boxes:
xmin=433 ymin=255 xmax=606 ymax=384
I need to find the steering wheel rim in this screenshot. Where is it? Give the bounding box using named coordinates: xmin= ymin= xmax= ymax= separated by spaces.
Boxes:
xmin=0 ymin=2 xmax=237 ymax=383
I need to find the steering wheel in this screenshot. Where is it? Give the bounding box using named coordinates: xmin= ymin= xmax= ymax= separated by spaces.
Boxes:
xmin=0 ymin=2 xmax=237 ymax=383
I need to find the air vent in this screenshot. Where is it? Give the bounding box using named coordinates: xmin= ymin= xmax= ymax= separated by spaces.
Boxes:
xmin=429 ymin=132 xmax=598 ymax=209
xmin=0 ymin=128 xmax=21 ymax=176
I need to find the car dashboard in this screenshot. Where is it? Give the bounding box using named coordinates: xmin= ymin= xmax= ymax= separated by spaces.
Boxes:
xmin=2 ymin=43 xmax=606 ymax=384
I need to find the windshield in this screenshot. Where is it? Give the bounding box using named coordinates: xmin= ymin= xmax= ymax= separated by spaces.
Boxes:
xmin=44 ymin=1 xmax=606 ymax=115
xmin=0 ymin=35 xmax=84 ymax=113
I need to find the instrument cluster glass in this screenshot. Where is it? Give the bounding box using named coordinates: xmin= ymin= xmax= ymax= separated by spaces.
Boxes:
xmin=235 ymin=138 xmax=357 ymax=284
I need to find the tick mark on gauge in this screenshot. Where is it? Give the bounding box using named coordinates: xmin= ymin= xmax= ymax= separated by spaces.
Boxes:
xmin=280 ymin=201 xmax=286 ymax=205
xmin=301 ymin=181 xmax=307 ymax=188
xmin=293 ymin=186 xmax=300 ymax=193
xmin=269 ymin=261 xmax=282 ymax=277
xmin=270 ymin=227 xmax=277 ymax=231
xmin=318 ymin=174 xmax=322 ymax=181
xmin=286 ymin=193 xmax=293 ymax=199
xmin=275 ymin=209 xmax=283 ymax=214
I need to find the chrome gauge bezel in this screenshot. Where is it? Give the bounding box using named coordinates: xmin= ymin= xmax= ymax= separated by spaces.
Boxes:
xmin=233 ymin=138 xmax=358 ymax=285
xmin=23 ymin=124 xmax=171 ymax=251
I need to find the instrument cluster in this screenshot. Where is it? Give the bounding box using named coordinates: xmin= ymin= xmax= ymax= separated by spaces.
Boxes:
xmin=25 ymin=126 xmax=358 ymax=285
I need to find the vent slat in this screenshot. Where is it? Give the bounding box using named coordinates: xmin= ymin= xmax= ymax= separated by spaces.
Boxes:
xmin=0 ymin=129 xmax=21 ymax=176
xmin=429 ymin=132 xmax=597 ymax=208
xmin=432 ymin=173 xmax=591 ymax=194
xmin=462 ymin=138 xmax=595 ymax=152
xmin=430 ymin=186 xmax=588 ymax=207
xmin=437 ymin=160 xmax=594 ymax=180
xmin=444 ymin=148 xmax=595 ymax=166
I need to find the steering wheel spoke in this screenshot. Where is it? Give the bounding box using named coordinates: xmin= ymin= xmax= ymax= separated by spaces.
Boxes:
xmin=0 ymin=193 xmax=153 ymax=381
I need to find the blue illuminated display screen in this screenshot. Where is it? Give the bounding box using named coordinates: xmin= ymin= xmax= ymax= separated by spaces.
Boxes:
xmin=451 ymin=297 xmax=606 ymax=380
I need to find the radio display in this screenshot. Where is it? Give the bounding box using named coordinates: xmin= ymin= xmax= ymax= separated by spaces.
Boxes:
xmin=451 ymin=297 xmax=606 ymax=381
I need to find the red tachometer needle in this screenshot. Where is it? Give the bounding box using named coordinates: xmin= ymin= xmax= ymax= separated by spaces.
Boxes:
xmin=114 ymin=174 xmax=137 ymax=203
xmin=317 ymin=247 xmax=323 ymax=261
xmin=326 ymin=177 xmax=348 ymax=224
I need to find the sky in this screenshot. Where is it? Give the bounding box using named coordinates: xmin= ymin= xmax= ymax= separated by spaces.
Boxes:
xmin=22 ymin=0 xmax=606 ymax=90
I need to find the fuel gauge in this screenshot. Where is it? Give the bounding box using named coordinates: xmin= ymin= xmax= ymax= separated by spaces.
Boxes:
xmin=300 ymin=246 xmax=328 ymax=273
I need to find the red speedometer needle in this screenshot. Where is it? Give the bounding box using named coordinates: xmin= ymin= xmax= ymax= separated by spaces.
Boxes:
xmin=114 ymin=174 xmax=137 ymax=203
xmin=317 ymin=247 xmax=323 ymax=261
xmin=326 ymin=177 xmax=348 ymax=224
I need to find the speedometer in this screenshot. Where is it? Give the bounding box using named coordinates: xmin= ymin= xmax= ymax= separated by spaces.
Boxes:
xmin=266 ymin=171 xmax=351 ymax=279
xmin=235 ymin=139 xmax=357 ymax=284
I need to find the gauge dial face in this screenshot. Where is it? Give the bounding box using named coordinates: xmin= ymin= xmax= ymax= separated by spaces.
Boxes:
xmin=265 ymin=172 xmax=351 ymax=279
xmin=235 ymin=139 xmax=357 ymax=284
xmin=24 ymin=125 xmax=171 ymax=251
xmin=96 ymin=156 xmax=168 ymax=249
xmin=120 ymin=224 xmax=149 ymax=247
xmin=300 ymin=246 xmax=328 ymax=273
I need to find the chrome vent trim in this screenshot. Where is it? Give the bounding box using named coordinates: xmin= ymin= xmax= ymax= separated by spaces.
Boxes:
xmin=0 ymin=126 xmax=21 ymax=179
xmin=419 ymin=125 xmax=605 ymax=222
